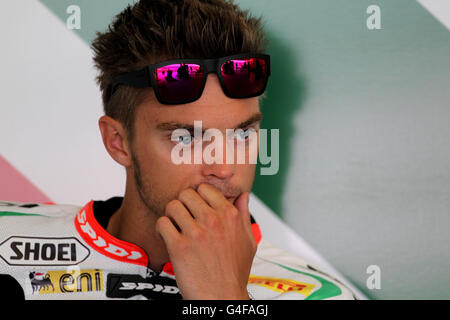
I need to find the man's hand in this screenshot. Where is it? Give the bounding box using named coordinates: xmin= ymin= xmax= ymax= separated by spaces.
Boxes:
xmin=155 ymin=183 xmax=257 ymax=300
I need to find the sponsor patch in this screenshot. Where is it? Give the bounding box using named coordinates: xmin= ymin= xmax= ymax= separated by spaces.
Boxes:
xmin=0 ymin=236 xmax=90 ymax=266
xmin=248 ymin=275 xmax=315 ymax=296
xmin=107 ymin=273 xmax=181 ymax=300
xmin=29 ymin=269 xmax=103 ymax=294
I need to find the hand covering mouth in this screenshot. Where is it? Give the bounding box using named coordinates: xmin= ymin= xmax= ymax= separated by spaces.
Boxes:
xmin=192 ymin=181 xmax=241 ymax=202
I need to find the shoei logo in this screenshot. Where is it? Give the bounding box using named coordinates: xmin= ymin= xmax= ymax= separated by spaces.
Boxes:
xmin=248 ymin=275 xmax=315 ymax=297
xmin=0 ymin=236 xmax=90 ymax=266
xmin=29 ymin=269 xmax=103 ymax=295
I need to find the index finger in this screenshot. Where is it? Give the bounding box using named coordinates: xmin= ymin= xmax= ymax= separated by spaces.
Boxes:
xmin=178 ymin=188 xmax=212 ymax=221
xmin=196 ymin=183 xmax=229 ymax=211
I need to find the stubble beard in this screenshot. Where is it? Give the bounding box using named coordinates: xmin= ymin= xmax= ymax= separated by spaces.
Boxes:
xmin=131 ymin=151 xmax=168 ymax=218
xmin=131 ymin=149 xmax=255 ymax=216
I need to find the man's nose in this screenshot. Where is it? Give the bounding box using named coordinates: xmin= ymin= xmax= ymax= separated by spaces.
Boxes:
xmin=201 ymin=160 xmax=235 ymax=180
xmin=198 ymin=128 xmax=237 ymax=179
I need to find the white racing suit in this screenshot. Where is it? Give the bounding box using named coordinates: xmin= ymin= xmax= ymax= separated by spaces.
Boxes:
xmin=0 ymin=198 xmax=357 ymax=300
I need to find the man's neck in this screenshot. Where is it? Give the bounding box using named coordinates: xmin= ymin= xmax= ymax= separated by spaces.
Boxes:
xmin=105 ymin=193 xmax=170 ymax=273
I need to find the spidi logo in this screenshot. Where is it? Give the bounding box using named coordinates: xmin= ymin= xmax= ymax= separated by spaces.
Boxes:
xmin=75 ymin=202 xmax=148 ymax=266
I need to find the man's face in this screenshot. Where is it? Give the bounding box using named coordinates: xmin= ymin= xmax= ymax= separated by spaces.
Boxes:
xmin=129 ymin=74 xmax=262 ymax=216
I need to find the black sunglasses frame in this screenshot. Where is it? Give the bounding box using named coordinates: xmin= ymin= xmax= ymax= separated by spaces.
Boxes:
xmin=109 ymin=53 xmax=271 ymax=105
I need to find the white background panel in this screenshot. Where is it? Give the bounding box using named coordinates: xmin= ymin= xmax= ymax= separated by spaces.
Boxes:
xmin=418 ymin=0 xmax=450 ymax=30
xmin=0 ymin=0 xmax=125 ymax=205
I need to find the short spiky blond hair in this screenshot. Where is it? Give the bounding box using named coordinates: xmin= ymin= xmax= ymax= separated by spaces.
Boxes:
xmin=92 ymin=0 xmax=268 ymax=140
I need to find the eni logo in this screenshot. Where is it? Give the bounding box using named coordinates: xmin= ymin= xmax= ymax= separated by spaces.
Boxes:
xmin=30 ymin=269 xmax=103 ymax=294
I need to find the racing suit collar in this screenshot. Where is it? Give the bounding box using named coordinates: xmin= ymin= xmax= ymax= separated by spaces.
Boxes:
xmin=74 ymin=197 xmax=262 ymax=275
xmin=75 ymin=200 xmax=149 ymax=267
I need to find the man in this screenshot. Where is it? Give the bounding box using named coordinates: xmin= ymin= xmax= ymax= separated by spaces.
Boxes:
xmin=0 ymin=0 xmax=356 ymax=300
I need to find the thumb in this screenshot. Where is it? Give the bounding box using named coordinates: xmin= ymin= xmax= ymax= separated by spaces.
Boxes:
xmin=234 ymin=192 xmax=251 ymax=225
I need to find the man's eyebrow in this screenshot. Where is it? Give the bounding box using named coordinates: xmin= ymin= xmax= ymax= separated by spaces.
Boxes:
xmin=235 ymin=112 xmax=263 ymax=129
xmin=156 ymin=112 xmax=263 ymax=131
xmin=156 ymin=122 xmax=197 ymax=132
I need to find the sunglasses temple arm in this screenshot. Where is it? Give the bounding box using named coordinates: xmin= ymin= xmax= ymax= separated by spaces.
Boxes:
xmin=109 ymin=67 xmax=151 ymax=100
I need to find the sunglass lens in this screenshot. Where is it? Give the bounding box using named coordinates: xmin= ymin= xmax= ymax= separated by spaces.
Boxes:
xmin=221 ymin=58 xmax=267 ymax=98
xmin=155 ymin=63 xmax=204 ymax=103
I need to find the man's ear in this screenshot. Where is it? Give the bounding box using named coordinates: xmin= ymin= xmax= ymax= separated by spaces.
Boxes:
xmin=98 ymin=115 xmax=132 ymax=167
